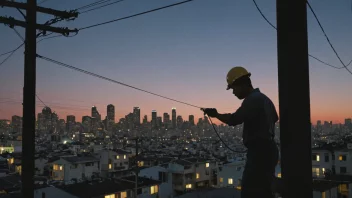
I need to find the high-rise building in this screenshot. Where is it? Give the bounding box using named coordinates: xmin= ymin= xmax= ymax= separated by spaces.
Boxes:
xmin=133 ymin=107 xmax=141 ymax=126
xmin=37 ymin=113 xmax=45 ymax=131
xmin=177 ymin=115 xmax=183 ymax=129
xmin=163 ymin=113 xmax=170 ymax=128
xmin=152 ymin=110 xmax=157 ymax=129
xmin=172 ymin=108 xmax=176 ymax=128
xmin=157 ymin=117 xmax=162 ymax=128
xmin=66 ymin=115 xmax=76 ymax=132
xmin=143 ymin=115 xmax=148 ymax=124
xmin=345 ymin=118 xmax=351 ymax=126
xmin=42 ymin=107 xmax=53 ymax=131
xmin=189 ymin=115 xmax=195 ymax=126
xmin=92 ymin=106 xmax=101 ymax=121
xmin=11 ymin=115 xmax=22 ymax=133
xmin=82 ymin=116 xmax=91 ymax=132
xmin=107 ymin=104 xmax=115 ymax=122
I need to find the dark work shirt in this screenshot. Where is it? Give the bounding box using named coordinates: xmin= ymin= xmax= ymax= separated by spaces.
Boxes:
xmin=227 ymin=88 xmax=278 ymax=147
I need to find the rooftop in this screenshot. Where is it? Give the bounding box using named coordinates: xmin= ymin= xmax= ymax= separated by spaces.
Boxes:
xmin=61 ymin=156 xmax=99 ymax=164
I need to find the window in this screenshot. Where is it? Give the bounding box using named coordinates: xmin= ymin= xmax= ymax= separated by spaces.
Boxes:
xmin=322 ymin=192 xmax=326 ymax=198
xmin=228 ymin=178 xmax=233 ymax=185
xmin=339 ymin=155 xmax=347 ymax=161
xmin=185 ymin=184 xmax=192 ymax=189
xmin=59 ymin=165 xmax=63 ymax=171
xmin=116 ymin=155 xmax=120 ymax=159
xmin=322 ymin=168 xmax=325 ymax=174
xmin=120 ymin=191 xmax=127 ymax=198
xmin=150 ymin=185 xmax=158 ymax=194
xmin=104 ymin=194 xmax=115 ymax=198
xmin=206 ymin=163 xmax=209 ymax=168
xmin=205 ymin=170 xmax=209 ymax=175
xmin=123 ymin=155 xmax=126 ymax=159
xmin=325 ymin=155 xmax=329 ymax=162
xmin=312 ymin=154 xmax=320 ymax=161
xmin=158 ymin=172 xmax=167 ymax=182
xmin=236 ymin=167 xmax=242 ymax=171
xmin=138 ymin=161 xmax=144 ymax=167
xmin=236 ymin=179 xmax=242 ymax=190
xmin=219 ymin=177 xmax=223 ymax=183
xmin=340 ymin=167 xmax=347 ymax=173
xmin=109 ymin=164 xmax=112 ymax=170
xmin=53 ymin=164 xmax=59 ymax=171
xmin=312 ymin=168 xmax=320 ymax=177
xmin=277 ymin=173 xmax=281 ymax=178
xmin=196 ymin=173 xmax=200 ymax=179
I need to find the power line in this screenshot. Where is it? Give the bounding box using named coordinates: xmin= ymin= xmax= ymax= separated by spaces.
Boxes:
xmin=35 ymin=94 xmax=47 ymax=107
xmin=0 ymin=43 xmax=24 ymax=67
xmin=79 ymin=0 xmax=125 ymax=14
xmin=75 ymin=0 xmax=114 ymax=11
xmin=79 ymin=0 xmax=194 ymax=31
xmin=38 ymin=0 xmax=51 ymax=5
xmin=251 ymin=0 xmax=352 ymax=70
xmin=36 ymin=54 xmax=202 ymax=109
xmin=207 ymin=115 xmax=246 ymax=153
xmin=306 ymin=1 xmax=352 ymax=75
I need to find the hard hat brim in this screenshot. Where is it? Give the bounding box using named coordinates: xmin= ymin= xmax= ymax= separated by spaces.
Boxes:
xmin=226 ymin=73 xmax=251 ymax=90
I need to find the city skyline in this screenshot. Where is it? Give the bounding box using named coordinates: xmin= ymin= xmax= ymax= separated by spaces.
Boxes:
xmin=1 ymin=0 xmax=351 ymax=124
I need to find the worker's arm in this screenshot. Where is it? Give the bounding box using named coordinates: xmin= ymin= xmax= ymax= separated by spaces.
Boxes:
xmin=215 ymin=113 xmax=233 ymax=124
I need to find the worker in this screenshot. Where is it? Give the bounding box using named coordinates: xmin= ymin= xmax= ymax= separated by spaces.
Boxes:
xmin=203 ymin=66 xmax=279 ymax=198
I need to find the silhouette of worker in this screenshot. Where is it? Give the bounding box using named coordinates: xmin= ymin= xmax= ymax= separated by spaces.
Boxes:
xmin=203 ymin=66 xmax=279 ymax=198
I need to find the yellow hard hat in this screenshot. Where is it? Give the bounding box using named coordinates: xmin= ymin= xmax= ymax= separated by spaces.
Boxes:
xmin=226 ymin=66 xmax=251 ymax=90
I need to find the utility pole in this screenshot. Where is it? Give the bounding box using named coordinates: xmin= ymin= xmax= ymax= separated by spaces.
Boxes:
xmin=22 ymin=2 xmax=37 ymax=198
xmin=277 ymin=0 xmax=312 ymax=198
xmin=0 ymin=1 xmax=77 ymax=198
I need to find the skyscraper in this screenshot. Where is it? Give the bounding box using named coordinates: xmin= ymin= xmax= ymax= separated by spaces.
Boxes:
xmin=66 ymin=115 xmax=76 ymax=132
xmin=11 ymin=115 xmax=22 ymax=133
xmin=91 ymin=106 xmax=101 ymax=121
xmin=177 ymin=115 xmax=183 ymax=129
xmin=189 ymin=115 xmax=195 ymax=126
xmin=163 ymin=113 xmax=170 ymax=128
xmin=143 ymin=115 xmax=148 ymax=124
xmin=152 ymin=110 xmax=157 ymax=129
xmin=107 ymin=104 xmax=115 ymax=122
xmin=172 ymin=108 xmax=176 ymax=129
xmin=133 ymin=107 xmax=141 ymax=126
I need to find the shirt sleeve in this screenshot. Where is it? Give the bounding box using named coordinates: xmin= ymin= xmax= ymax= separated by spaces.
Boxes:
xmin=227 ymin=97 xmax=258 ymax=126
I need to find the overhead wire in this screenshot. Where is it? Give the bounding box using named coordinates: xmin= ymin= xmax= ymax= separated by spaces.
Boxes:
xmin=79 ymin=0 xmax=126 ymax=14
xmin=252 ymin=0 xmax=352 ymax=70
xmin=78 ymin=0 xmax=194 ymax=31
xmin=36 ymin=54 xmax=202 ymax=109
xmin=306 ymin=1 xmax=352 ymax=75
xmin=75 ymin=0 xmax=115 ymax=11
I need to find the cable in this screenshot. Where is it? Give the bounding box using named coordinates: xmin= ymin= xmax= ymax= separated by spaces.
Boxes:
xmin=207 ymin=115 xmax=246 ymax=153
xmin=79 ymin=0 xmax=194 ymax=31
xmin=0 ymin=43 xmax=24 ymax=67
xmin=251 ymin=0 xmax=352 ymax=70
xmin=38 ymin=0 xmax=51 ymax=5
xmin=306 ymin=1 xmax=352 ymax=75
xmin=36 ymin=54 xmax=202 ymax=109
xmin=76 ymin=0 xmax=114 ymax=11
xmin=79 ymin=0 xmax=125 ymax=14
xmin=35 ymin=94 xmax=47 ymax=107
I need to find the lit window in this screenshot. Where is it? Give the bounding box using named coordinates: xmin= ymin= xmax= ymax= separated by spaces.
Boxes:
xmin=116 ymin=155 xmax=120 ymax=159
xmin=105 ymin=194 xmax=115 ymax=198
xmin=120 ymin=191 xmax=127 ymax=198
xmin=317 ymin=155 xmax=320 ymax=162
xmin=228 ymin=178 xmax=233 ymax=185
xmin=322 ymin=168 xmax=325 ymax=174
xmin=59 ymin=166 xmax=63 ymax=171
xmin=138 ymin=161 xmax=144 ymax=167
xmin=109 ymin=164 xmax=112 ymax=169
xmin=124 ymin=155 xmax=126 ymax=159
xmin=53 ymin=164 xmax=59 ymax=171
xmin=185 ymin=184 xmax=192 ymax=189
xmin=206 ymin=163 xmax=209 ymax=168
xmin=277 ymin=173 xmax=281 ymax=178
xmin=322 ymin=192 xmax=326 ymax=198
xmin=196 ymin=173 xmax=200 ymax=179
xmin=150 ymin=185 xmax=158 ymax=194
xmin=219 ymin=177 xmax=223 ymax=183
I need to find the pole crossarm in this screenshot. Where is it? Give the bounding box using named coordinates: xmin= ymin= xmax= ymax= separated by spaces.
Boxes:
xmin=0 ymin=0 xmax=78 ymax=18
xmin=0 ymin=16 xmax=78 ymax=35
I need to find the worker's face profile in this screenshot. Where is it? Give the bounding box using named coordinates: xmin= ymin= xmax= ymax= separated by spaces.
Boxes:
xmin=231 ymin=85 xmax=246 ymax=100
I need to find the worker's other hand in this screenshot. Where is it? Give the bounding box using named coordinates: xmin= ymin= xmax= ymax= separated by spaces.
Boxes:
xmin=203 ymin=108 xmax=218 ymax=117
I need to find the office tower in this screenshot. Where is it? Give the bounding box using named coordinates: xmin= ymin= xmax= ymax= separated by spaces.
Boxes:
xmin=172 ymin=108 xmax=176 ymax=128
xmin=152 ymin=110 xmax=157 ymax=129
xmin=107 ymin=104 xmax=115 ymax=122
xmin=133 ymin=107 xmax=141 ymax=126
xmin=189 ymin=115 xmax=195 ymax=126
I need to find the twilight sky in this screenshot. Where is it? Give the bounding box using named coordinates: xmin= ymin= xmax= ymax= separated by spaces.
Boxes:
xmin=0 ymin=0 xmax=351 ymax=124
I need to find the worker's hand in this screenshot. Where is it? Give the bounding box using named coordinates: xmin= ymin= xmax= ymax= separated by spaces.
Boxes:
xmin=203 ymin=108 xmax=218 ymax=118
